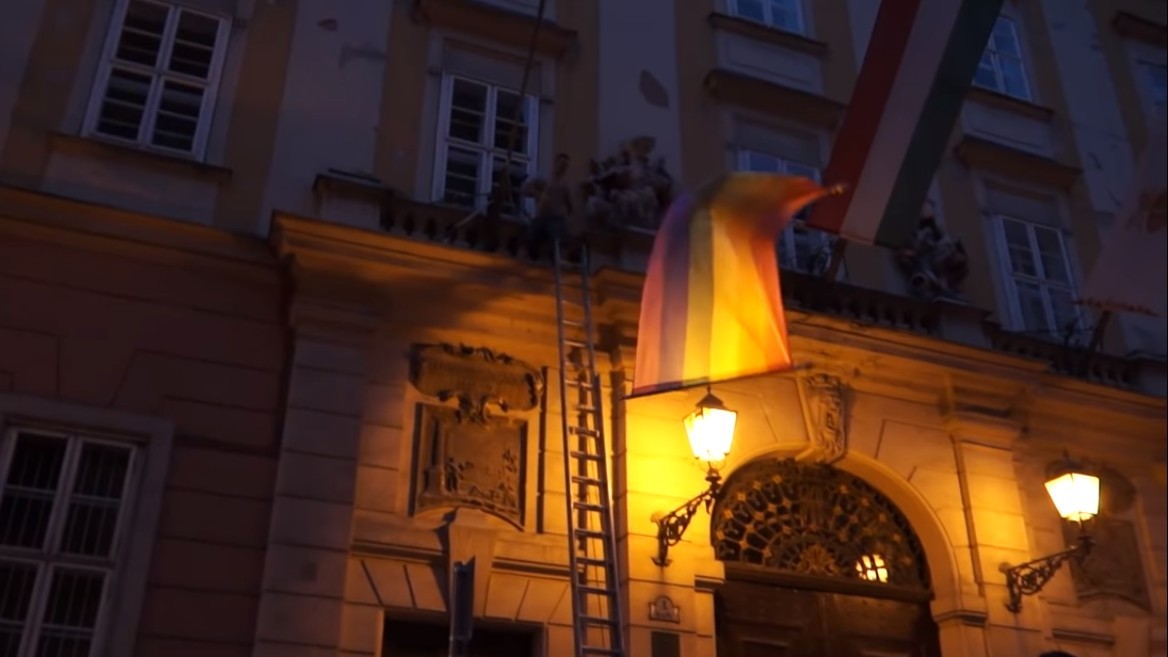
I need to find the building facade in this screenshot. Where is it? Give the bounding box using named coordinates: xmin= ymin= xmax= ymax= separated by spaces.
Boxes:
xmin=0 ymin=1 xmax=1165 ymax=656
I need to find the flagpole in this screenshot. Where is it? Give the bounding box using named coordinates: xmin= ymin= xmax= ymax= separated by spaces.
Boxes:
xmin=623 ymin=362 xmax=815 ymax=401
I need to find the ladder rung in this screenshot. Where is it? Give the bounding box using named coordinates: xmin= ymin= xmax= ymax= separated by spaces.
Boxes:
xmin=577 ymin=556 xmax=608 ymax=567
xmin=574 ymin=405 xmax=598 ymax=413
xmin=575 ymin=528 xmax=606 ymax=538
xmin=569 ymin=450 xmax=604 ymax=462
xmin=564 ymin=338 xmax=590 ymax=348
xmin=562 ymin=319 xmax=586 ymax=328
xmin=579 ymin=615 xmax=618 ymax=626
xmin=565 ymin=379 xmax=594 ymax=388
xmin=578 ymin=585 xmax=615 ymax=596
xmin=581 ymin=648 xmax=621 ymax=656
xmin=572 ymin=501 xmax=608 ymax=512
xmin=571 ymin=475 xmax=604 ymax=486
xmin=570 ymin=426 xmax=598 ymax=436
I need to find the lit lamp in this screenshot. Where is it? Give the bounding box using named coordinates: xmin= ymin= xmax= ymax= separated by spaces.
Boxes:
xmin=651 ymin=390 xmax=737 ymax=566
xmin=999 ymin=457 xmax=1099 ymax=613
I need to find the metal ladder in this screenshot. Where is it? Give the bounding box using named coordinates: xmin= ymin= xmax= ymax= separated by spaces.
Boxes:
xmin=552 ymin=241 xmax=626 ymax=657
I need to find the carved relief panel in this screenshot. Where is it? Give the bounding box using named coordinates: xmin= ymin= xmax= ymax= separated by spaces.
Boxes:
xmin=408 ymin=344 xmax=544 ymax=529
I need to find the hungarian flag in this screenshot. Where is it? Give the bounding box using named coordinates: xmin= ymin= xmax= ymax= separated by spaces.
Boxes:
xmin=807 ymin=0 xmax=1005 ymax=247
xmin=1079 ymin=126 xmax=1167 ymax=317
xmin=632 ymin=174 xmax=841 ymax=396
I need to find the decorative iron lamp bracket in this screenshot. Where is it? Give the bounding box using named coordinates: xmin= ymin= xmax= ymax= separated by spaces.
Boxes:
xmin=999 ymin=530 xmax=1094 ymax=613
xmin=651 ymin=468 xmax=722 ymax=566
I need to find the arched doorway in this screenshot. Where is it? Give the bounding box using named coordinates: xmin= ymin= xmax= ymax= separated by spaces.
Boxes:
xmin=711 ymin=458 xmax=943 ymax=657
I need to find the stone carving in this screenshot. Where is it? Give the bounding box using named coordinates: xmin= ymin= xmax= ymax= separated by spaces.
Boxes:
xmin=895 ymin=204 xmax=969 ymax=300
xmin=414 ymin=404 xmax=526 ymax=528
xmin=798 ymin=373 xmax=848 ymax=463
xmin=583 ymin=136 xmax=675 ymax=232
xmin=410 ymin=343 xmax=544 ymax=424
xmin=711 ymin=459 xmax=931 ymax=590
xmin=1064 ymin=517 xmax=1151 ymax=611
xmin=648 ymin=595 xmax=681 ymax=623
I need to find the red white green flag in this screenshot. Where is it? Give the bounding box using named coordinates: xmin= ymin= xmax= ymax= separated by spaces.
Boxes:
xmin=807 ymin=0 xmax=1005 ymax=247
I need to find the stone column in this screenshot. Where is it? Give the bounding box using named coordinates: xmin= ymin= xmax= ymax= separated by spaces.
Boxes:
xmin=252 ymin=298 xmax=377 ymax=657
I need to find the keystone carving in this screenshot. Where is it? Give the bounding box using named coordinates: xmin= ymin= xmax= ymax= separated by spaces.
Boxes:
xmin=798 ymin=373 xmax=849 ymax=463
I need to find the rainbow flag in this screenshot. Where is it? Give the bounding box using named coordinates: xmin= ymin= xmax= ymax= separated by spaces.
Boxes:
xmin=632 ymin=173 xmax=841 ymax=396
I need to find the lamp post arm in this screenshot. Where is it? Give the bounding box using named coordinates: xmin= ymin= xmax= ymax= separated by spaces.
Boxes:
xmin=999 ymin=533 xmax=1093 ymax=613
xmin=651 ymin=472 xmax=722 ymax=566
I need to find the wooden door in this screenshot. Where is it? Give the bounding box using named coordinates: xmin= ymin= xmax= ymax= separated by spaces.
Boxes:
xmin=716 ymin=579 xmax=942 ymax=657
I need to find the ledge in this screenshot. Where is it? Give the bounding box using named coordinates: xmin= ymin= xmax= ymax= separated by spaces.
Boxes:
xmin=966 ymin=86 xmax=1055 ymax=123
xmin=1112 ymin=10 xmax=1167 ymax=47
xmin=703 ymin=68 xmax=846 ymax=129
xmin=313 ymin=169 xmax=395 ymax=205
xmin=707 ymin=12 xmax=829 ymax=57
xmin=47 ymin=132 xmax=233 ymax=183
xmin=412 ymin=0 xmax=577 ymax=58
xmin=953 ymin=136 xmax=1081 ymax=189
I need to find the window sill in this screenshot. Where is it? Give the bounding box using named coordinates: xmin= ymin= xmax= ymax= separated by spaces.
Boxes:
xmin=966 ymin=86 xmax=1055 ymax=123
xmin=313 ymin=169 xmax=394 ymax=203
xmin=48 ymin=132 xmax=233 ymax=183
xmin=412 ymin=0 xmax=577 ymax=58
xmin=953 ymin=136 xmax=1080 ymax=189
xmin=703 ymin=68 xmax=846 ymax=129
xmin=707 ymin=12 xmax=828 ymax=58
xmin=1112 ymin=10 xmax=1167 ymax=48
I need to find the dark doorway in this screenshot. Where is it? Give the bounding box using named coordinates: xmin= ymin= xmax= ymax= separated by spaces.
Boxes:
xmin=716 ymin=578 xmax=941 ymax=657
xmin=383 ymin=619 xmax=537 ymax=657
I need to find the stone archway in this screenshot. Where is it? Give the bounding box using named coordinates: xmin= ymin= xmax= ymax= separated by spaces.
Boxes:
xmin=710 ymin=458 xmax=943 ymax=657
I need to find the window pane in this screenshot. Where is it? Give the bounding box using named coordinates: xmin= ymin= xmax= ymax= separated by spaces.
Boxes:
xmin=998 ymin=56 xmax=1029 ymax=100
xmin=973 ymin=55 xmax=998 ymax=90
xmin=59 ymin=444 xmax=132 ymax=558
xmin=150 ymin=80 xmax=204 ymax=151
xmin=1001 ymin=219 xmax=1037 ymax=277
xmin=1014 ymin=280 xmax=1051 ymax=333
xmin=784 ymin=162 xmax=819 ymax=180
xmin=442 ymin=147 xmax=481 ymax=208
xmin=0 ymin=434 xmax=68 ymax=550
xmin=96 ymin=68 xmax=152 ymax=140
xmin=168 ymin=11 xmax=219 ymax=79
xmin=491 ymin=156 xmax=529 ymax=216
xmin=745 ymin=151 xmax=780 ymax=173
xmin=767 ymin=0 xmax=800 ymax=31
xmin=733 ymin=0 xmax=766 ymax=22
xmin=493 ymin=91 xmax=530 ymax=155
xmin=115 ymin=0 xmax=168 ymax=66
xmin=991 ymin=19 xmax=1021 ymax=56
xmin=1033 ymin=226 xmax=1069 ymax=283
xmin=0 ymin=560 xmax=39 ymax=657
xmin=1047 ymin=287 xmax=1081 ymax=337
xmin=34 ymin=569 xmax=104 ymax=657
xmin=449 ymin=80 xmax=487 ymax=143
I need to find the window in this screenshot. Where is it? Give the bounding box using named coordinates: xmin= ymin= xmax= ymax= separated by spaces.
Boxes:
xmin=0 ymin=429 xmax=136 ymax=657
xmin=85 ymin=0 xmax=230 ymax=158
xmin=1138 ymin=61 xmax=1166 ymax=118
xmin=994 ymin=216 xmax=1082 ymax=338
xmin=973 ymin=17 xmax=1031 ymax=101
xmin=737 ymin=150 xmax=836 ymax=276
xmin=729 ymin=0 xmax=804 ymax=33
xmin=434 ymin=75 xmax=539 ymax=217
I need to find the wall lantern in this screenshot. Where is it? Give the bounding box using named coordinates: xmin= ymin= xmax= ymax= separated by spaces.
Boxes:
xmin=651 ymin=390 xmax=737 ymax=566
xmin=999 ymin=456 xmax=1099 ymax=613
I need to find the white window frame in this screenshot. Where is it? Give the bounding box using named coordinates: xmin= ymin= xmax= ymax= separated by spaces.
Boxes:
xmin=728 ymin=0 xmax=805 ymax=34
xmin=0 ymin=394 xmax=172 ymax=657
xmin=991 ymin=214 xmax=1084 ymax=340
xmin=974 ymin=16 xmax=1032 ymax=101
xmin=83 ymin=0 xmax=231 ymax=160
xmin=431 ymin=73 xmax=540 ymax=219
xmin=736 ymin=149 xmax=841 ymax=277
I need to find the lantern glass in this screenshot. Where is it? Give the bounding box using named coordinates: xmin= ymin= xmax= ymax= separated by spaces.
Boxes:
xmin=1043 ymin=471 xmax=1100 ymax=523
xmin=683 ymin=393 xmax=737 ymax=463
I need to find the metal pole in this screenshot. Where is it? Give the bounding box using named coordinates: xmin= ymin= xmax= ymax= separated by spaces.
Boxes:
xmin=449 ymin=560 xmax=474 ymax=657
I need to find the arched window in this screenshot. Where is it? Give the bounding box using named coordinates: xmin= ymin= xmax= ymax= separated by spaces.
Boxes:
xmin=711 ymin=458 xmax=931 ymax=590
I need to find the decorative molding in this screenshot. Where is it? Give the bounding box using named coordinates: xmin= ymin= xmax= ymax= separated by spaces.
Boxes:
xmin=410 ymin=343 xmax=544 ymax=423
xmin=797 ymin=373 xmax=849 ymax=463
xmin=412 ymin=403 xmax=527 ymax=528
xmin=966 ymin=87 xmax=1056 ymax=122
xmin=411 ymin=0 xmax=577 ymax=58
xmin=703 ymin=69 xmax=846 ymax=129
xmin=583 ymin=136 xmax=675 ymax=232
xmin=707 ymin=12 xmax=829 ymax=57
xmin=953 ymin=136 xmax=1082 ymax=190
xmin=648 ymin=595 xmax=681 ymax=623
xmin=1065 ymin=517 xmax=1152 ymax=611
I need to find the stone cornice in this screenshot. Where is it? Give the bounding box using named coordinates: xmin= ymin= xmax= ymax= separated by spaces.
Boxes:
xmin=0 ymin=184 xmax=276 ymax=283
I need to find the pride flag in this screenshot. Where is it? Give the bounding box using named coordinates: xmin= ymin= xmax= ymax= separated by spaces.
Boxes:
xmin=632 ymin=173 xmax=841 ymax=396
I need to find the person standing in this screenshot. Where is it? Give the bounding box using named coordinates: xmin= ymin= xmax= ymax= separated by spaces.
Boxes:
xmin=521 ymin=152 xmax=574 ymax=260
